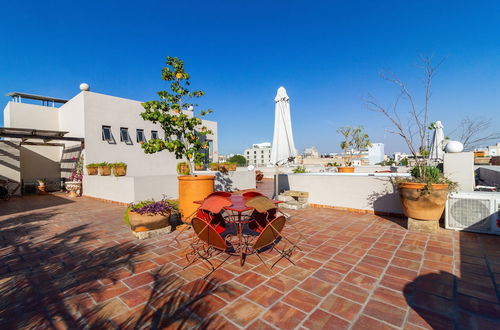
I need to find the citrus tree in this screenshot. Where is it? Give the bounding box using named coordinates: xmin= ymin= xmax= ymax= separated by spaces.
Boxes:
xmin=140 ymin=56 xmax=212 ymax=175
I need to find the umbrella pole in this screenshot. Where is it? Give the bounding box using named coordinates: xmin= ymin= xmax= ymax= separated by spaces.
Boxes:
xmin=273 ymin=165 xmax=279 ymax=199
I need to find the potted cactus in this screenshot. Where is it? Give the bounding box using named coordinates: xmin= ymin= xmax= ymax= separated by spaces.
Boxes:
xmin=111 ymin=162 xmax=127 ymax=176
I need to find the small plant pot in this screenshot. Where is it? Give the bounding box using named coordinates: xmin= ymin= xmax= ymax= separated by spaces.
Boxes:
xmin=195 ymin=164 xmax=204 ymax=171
xmin=128 ymin=211 xmax=170 ymax=232
xmin=99 ymin=166 xmax=111 ymax=176
xmin=398 ymin=182 xmax=449 ymax=221
xmin=256 ymin=170 xmax=264 ymax=182
xmin=37 ymin=185 xmax=47 ymax=194
xmin=337 ymin=166 xmax=355 ymax=173
xmin=209 ymin=164 xmax=219 ymax=171
xmin=219 ymin=165 xmax=229 ymax=172
xmin=113 ymin=166 xmax=127 ymax=176
xmin=228 ymin=164 xmax=237 ymax=171
xmin=86 ymin=167 xmax=98 ymax=175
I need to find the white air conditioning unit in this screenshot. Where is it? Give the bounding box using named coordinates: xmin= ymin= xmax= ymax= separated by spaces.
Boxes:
xmin=445 ymin=192 xmax=500 ymax=234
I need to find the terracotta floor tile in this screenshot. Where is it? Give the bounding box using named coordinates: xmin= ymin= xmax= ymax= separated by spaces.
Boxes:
xmin=299 ymin=277 xmax=334 ymax=297
xmin=363 ymin=299 xmax=407 ymax=327
xmin=320 ymin=294 xmax=362 ymax=321
xmin=245 ymin=285 xmax=283 ymax=307
xmin=282 ymin=288 xmax=322 ymax=313
xmin=344 ymin=271 xmax=378 ymax=290
xmin=280 ymin=266 xmax=314 ymax=281
xmin=312 ymin=268 xmax=343 ymax=284
xmin=119 ymin=285 xmax=151 ymax=308
xmin=303 ymin=309 xmax=350 ymax=330
xmin=234 ymin=271 xmax=267 ymax=288
xmin=247 ymin=319 xmax=276 ymax=330
xmin=220 ymin=298 xmax=264 ymax=327
xmin=323 ymin=259 xmax=353 ymax=274
xmin=262 ymin=302 xmax=306 ymax=329
xmin=265 ymin=275 xmax=300 ymax=293
xmin=372 ymin=286 xmax=408 ymax=308
xmin=386 ymin=265 xmax=418 ymax=281
xmin=334 ymin=282 xmax=369 ymax=304
xmin=352 ymin=314 xmax=397 ymax=330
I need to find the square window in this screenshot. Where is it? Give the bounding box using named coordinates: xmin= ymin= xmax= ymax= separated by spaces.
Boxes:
xmin=102 ymin=126 xmax=112 ymax=142
xmin=136 ymin=129 xmax=146 ymax=143
xmin=151 ymin=130 xmax=158 ymax=139
xmin=120 ymin=127 xmax=132 ymax=144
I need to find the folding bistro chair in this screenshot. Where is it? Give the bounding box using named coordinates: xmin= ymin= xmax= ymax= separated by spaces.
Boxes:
xmin=246 ymin=215 xmax=296 ymax=271
xmin=184 ymin=216 xmax=234 ymax=278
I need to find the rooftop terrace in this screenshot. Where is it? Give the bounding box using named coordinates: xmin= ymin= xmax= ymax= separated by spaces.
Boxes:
xmin=0 ymin=181 xmax=499 ymax=329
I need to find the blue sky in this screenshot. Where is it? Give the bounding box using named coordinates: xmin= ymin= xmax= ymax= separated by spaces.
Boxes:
xmin=1 ymin=1 xmax=499 ymax=155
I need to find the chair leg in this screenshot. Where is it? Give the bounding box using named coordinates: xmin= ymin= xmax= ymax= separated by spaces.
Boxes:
xmin=255 ymin=252 xmax=274 ymax=274
xmin=271 ymin=245 xmax=295 ymax=268
xmin=203 ymin=253 xmax=233 ymax=279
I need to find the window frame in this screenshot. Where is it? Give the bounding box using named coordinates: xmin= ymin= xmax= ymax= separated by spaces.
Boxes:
xmin=120 ymin=127 xmax=132 ymax=144
xmin=136 ymin=129 xmax=146 ymax=143
xmin=102 ymin=125 xmax=112 ymax=142
xmin=151 ymin=130 xmax=158 ymax=140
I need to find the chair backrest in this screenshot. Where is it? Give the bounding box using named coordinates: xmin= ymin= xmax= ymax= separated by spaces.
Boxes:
xmin=253 ymin=215 xmax=286 ymax=250
xmin=192 ymin=217 xmax=227 ymax=250
xmin=244 ymin=195 xmax=276 ymax=213
xmin=207 ymin=191 xmax=232 ymax=198
xmin=200 ymin=195 xmax=232 ymax=214
xmin=242 ymin=191 xmax=264 ymax=199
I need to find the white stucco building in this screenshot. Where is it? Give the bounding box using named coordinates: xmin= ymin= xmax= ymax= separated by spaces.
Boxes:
xmin=244 ymin=142 xmax=272 ymax=166
xmin=367 ymin=143 xmax=385 ymax=165
xmin=1 ymin=87 xmax=218 ymax=202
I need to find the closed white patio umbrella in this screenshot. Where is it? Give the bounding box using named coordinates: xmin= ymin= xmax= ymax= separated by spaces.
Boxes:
xmin=429 ymin=120 xmax=445 ymax=161
xmin=271 ymin=86 xmax=297 ymax=197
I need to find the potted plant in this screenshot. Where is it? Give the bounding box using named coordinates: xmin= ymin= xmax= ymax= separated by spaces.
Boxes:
xmin=86 ymin=163 xmax=99 ymax=175
xmin=194 ymin=162 xmax=204 ymax=171
xmin=98 ymin=162 xmax=111 ymax=176
xmin=140 ymin=56 xmax=215 ymax=223
xmin=37 ymin=179 xmax=47 ymax=194
xmin=367 ymin=56 xmax=457 ymax=225
xmin=209 ymin=162 xmax=219 ymax=171
xmin=255 ymin=170 xmax=264 ymax=182
xmin=65 ymin=155 xmax=83 ymax=197
xmin=176 ymin=162 xmax=191 ymax=175
xmin=111 ymin=162 xmax=127 ymax=176
xmin=124 ymin=199 xmax=175 ymax=233
xmin=336 ymin=126 xmax=371 ymax=172
xmin=226 ymin=162 xmax=237 ymax=171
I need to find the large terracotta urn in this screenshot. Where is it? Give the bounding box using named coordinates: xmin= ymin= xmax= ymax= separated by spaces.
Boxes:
xmin=178 ymin=175 xmax=215 ymax=223
xmin=398 ymin=182 xmax=449 ymax=221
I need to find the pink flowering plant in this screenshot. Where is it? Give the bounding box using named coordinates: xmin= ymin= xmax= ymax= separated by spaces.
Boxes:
xmin=69 ymin=155 xmax=84 ymax=182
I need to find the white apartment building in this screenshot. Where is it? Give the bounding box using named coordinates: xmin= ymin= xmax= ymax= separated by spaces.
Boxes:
xmin=1 ymin=86 xmax=218 ymax=202
xmin=244 ymin=142 xmax=272 ymax=166
xmin=367 ymin=143 xmax=385 ymax=165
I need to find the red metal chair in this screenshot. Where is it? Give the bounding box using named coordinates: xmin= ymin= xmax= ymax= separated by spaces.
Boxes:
xmin=246 ymin=215 xmax=297 ymax=271
xmin=242 ymin=191 xmax=264 ymax=199
xmin=185 ymin=216 xmax=234 ymax=277
xmin=244 ymin=195 xmax=277 ymax=233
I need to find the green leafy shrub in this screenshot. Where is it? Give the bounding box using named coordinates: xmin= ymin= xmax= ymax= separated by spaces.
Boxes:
xmin=110 ymin=162 xmax=127 ymax=168
xmin=86 ymin=163 xmax=100 ymax=168
xmin=293 ymin=166 xmax=307 ymax=173
xmin=176 ymin=162 xmax=190 ymax=175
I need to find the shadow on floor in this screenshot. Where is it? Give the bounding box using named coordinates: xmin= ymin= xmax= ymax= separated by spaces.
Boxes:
xmin=0 ymin=194 xmax=75 ymax=217
xmin=0 ymin=209 xmax=228 ymax=329
xmin=404 ymin=231 xmax=500 ymax=328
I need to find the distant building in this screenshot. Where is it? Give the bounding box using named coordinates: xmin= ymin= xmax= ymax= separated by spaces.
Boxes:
xmin=244 ymin=142 xmax=272 ymax=166
xmin=475 ymin=143 xmax=500 ymax=156
xmin=367 ymin=143 xmax=385 ymax=165
xmin=303 ymin=146 xmax=320 ymax=158
xmin=393 ymin=152 xmax=410 ymax=163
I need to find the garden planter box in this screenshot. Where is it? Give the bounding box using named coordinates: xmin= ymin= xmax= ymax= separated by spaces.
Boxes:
xmin=113 ymin=166 xmax=127 ymax=176
xmin=86 ymin=167 xmax=98 ymax=175
xmin=128 ymin=211 xmax=170 ymax=232
xmin=337 ymin=166 xmax=355 ymax=173
xmin=99 ymin=166 xmax=111 ymax=176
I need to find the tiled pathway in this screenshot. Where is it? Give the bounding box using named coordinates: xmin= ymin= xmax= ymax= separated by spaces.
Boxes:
xmin=0 ymin=188 xmax=499 ymax=329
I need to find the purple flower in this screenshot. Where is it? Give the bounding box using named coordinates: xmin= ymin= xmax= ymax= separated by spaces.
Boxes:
xmin=130 ymin=201 xmax=173 ymax=215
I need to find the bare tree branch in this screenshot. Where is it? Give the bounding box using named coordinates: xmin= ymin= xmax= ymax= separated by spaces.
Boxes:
xmin=451 ymin=117 xmax=500 ymax=150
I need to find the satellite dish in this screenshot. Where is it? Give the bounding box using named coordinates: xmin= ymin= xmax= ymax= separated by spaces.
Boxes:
xmin=80 ymin=83 xmax=90 ymax=91
xmin=247 ymin=165 xmax=255 ymax=171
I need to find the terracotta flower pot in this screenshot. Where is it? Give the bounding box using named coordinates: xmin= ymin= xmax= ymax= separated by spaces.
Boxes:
xmin=99 ymin=166 xmax=111 ymax=176
xmin=209 ymin=164 xmax=219 ymax=171
xmin=178 ymin=163 xmax=190 ymax=175
xmin=195 ymin=164 xmax=204 ymax=171
xmin=128 ymin=211 xmax=170 ymax=232
xmin=113 ymin=166 xmax=127 ymax=176
xmin=37 ymin=185 xmax=47 ymax=194
xmin=228 ymin=163 xmax=237 ymax=171
xmin=398 ymin=182 xmax=449 ymax=221
xmin=65 ymin=181 xmax=82 ymax=198
xmin=86 ymin=167 xmax=98 ymax=175
xmin=178 ymin=175 xmax=215 ymax=223
xmin=338 ymin=166 xmax=355 ymax=173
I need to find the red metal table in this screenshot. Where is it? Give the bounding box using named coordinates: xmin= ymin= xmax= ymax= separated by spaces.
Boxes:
xmin=195 ymin=194 xmax=282 ymax=266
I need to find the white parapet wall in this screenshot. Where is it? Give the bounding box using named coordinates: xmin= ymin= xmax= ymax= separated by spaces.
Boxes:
xmin=83 ymin=170 xmax=256 ymax=204
xmin=278 ymin=172 xmax=411 ymax=215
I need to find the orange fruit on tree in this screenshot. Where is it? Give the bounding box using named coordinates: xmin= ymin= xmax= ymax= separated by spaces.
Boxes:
xmin=175 ymin=73 xmax=183 ymax=79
